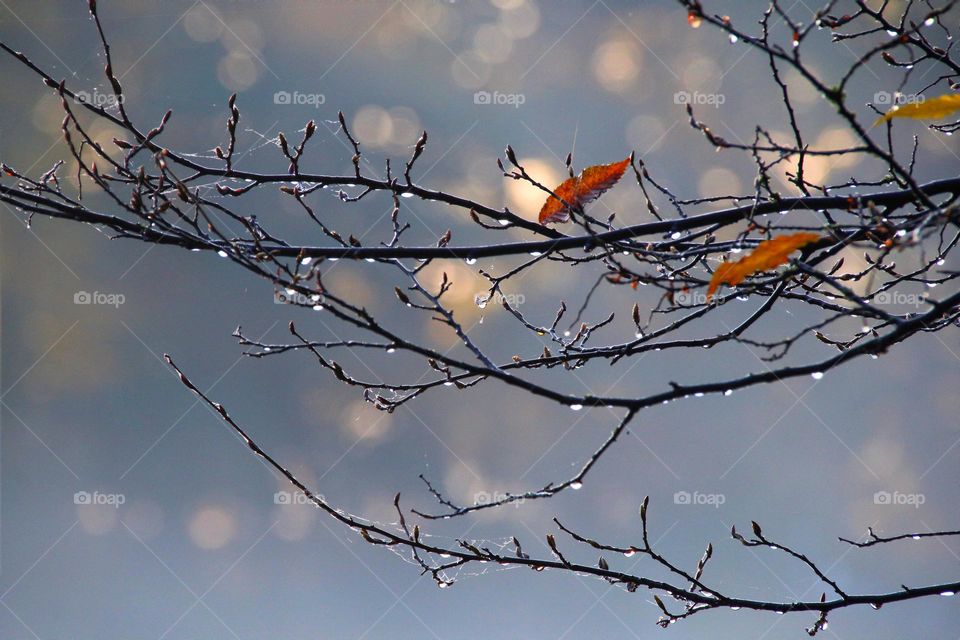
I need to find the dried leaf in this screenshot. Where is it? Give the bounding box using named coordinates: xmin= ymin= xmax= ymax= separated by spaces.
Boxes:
xmin=874 ymin=93 xmax=960 ymax=126
xmin=538 ymin=157 xmax=631 ymax=225
xmin=708 ymin=232 xmax=821 ymax=299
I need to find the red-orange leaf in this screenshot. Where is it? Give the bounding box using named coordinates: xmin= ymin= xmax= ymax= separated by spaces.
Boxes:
xmin=707 ymin=232 xmax=821 ymax=300
xmin=538 ymin=157 xmax=631 ymax=225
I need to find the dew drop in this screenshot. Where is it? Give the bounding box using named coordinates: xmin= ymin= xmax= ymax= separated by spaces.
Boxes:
xmin=570 ymin=481 xmax=583 ymax=490
xmin=724 ymin=389 xmax=733 ymax=396
xmin=635 ymin=332 xmax=644 ymax=339
xmin=731 ymin=606 xmax=741 ymax=611
xmin=529 ymin=251 xmax=543 ymax=257
xmin=217 ymin=250 xmax=228 ymax=258
xmin=729 ymin=34 xmax=738 ymax=43
xmin=365 ymin=258 xmax=375 ymax=263
xmin=465 ymin=257 xmax=477 ymax=265
xmin=886 ymin=29 xmax=898 ymax=36
xmin=671 ymin=231 xmax=682 ymax=240
xmin=439 ymin=553 xmax=451 ymax=558
xmin=499 ymin=219 xmax=510 ymax=226
xmin=312 ymin=304 xmax=323 ymax=311
xmin=941 ymin=591 xmax=956 ymax=597
xmin=438 ymin=582 xmax=449 ymax=589
xmin=694 ymin=392 xmax=704 ymax=397
xmin=570 ymin=404 xmax=583 ymax=411
xmin=927 ymin=282 xmax=938 ymax=288
xmin=811 ymin=371 xmax=824 ymax=380
xmin=386 ymin=347 xmax=396 ymax=354
xmin=925 ymin=17 xmax=935 ymax=26
xmin=911 ymin=535 xmax=922 ymax=540
xmin=400 ymin=192 xmax=414 ymax=198
xmin=624 ymin=549 xmax=636 ymax=557
xmin=301 ymin=257 xmax=312 ymax=265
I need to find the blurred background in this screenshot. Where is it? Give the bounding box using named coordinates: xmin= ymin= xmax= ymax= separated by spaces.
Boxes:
xmin=1 ymin=1 xmax=958 ymax=638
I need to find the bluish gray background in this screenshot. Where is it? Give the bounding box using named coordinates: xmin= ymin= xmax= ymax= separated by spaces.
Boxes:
xmin=1 ymin=1 xmax=958 ymax=638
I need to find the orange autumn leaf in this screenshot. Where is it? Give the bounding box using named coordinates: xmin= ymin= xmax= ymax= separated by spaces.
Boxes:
xmin=873 ymin=93 xmax=960 ymax=126
xmin=538 ymin=157 xmax=631 ymax=225
xmin=707 ymin=232 xmax=821 ymax=300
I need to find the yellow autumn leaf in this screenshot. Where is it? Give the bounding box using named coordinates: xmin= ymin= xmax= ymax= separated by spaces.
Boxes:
xmin=873 ymin=93 xmax=960 ymax=126
xmin=707 ymin=232 xmax=821 ymax=300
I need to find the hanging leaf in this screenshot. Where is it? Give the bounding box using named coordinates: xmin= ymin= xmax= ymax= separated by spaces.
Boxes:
xmin=707 ymin=232 xmax=821 ymax=299
xmin=873 ymin=93 xmax=960 ymax=126
xmin=538 ymin=157 xmax=631 ymax=225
